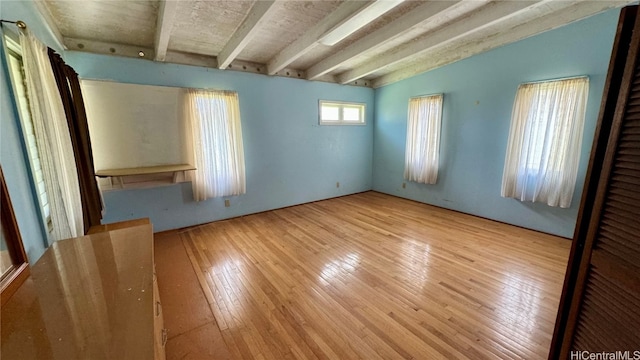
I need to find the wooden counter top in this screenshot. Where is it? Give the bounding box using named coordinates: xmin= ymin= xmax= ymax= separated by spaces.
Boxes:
xmin=1 ymin=224 xmax=156 ymax=360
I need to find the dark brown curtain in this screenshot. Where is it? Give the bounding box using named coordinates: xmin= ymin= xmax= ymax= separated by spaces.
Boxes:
xmin=47 ymin=49 xmax=102 ymax=234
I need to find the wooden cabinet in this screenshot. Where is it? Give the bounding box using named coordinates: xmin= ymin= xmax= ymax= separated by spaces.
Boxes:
xmin=0 ymin=222 xmax=166 ymax=359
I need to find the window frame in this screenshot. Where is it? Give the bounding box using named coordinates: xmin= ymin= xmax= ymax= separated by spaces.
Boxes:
xmin=404 ymin=93 xmax=444 ymax=185
xmin=519 ymin=80 xmax=582 ymax=174
xmin=187 ymin=89 xmax=246 ymax=200
xmin=318 ymin=100 xmax=366 ymax=126
xmin=501 ymin=76 xmax=589 ymax=208
xmin=3 ymin=31 xmax=53 ymax=238
xmin=515 ymin=77 xmax=588 ymax=175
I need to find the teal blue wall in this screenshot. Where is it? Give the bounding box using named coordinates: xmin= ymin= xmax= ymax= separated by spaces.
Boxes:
xmin=65 ymin=52 xmax=374 ymax=232
xmin=372 ymin=10 xmax=620 ymax=238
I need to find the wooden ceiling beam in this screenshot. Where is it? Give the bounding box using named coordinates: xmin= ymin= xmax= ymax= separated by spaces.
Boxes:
xmin=153 ymin=0 xmax=179 ymax=62
xmin=217 ymin=0 xmax=278 ymax=70
xmin=337 ymin=0 xmax=548 ymax=84
xmin=267 ymin=0 xmax=383 ymax=76
xmin=371 ymin=0 xmax=633 ymax=88
xmin=64 ymin=37 xmax=155 ymax=59
xmin=306 ymin=0 xmax=475 ymax=80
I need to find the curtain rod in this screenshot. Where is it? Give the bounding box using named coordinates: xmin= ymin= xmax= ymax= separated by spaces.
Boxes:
xmin=523 ymin=75 xmax=588 ymax=85
xmin=0 ymin=20 xmax=27 ymax=29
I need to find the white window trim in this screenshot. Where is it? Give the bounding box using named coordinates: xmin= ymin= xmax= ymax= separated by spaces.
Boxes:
xmin=319 ymin=100 xmax=366 ymax=125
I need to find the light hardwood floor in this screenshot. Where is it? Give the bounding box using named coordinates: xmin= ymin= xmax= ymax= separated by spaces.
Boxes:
xmin=154 ymin=191 xmax=571 ymax=359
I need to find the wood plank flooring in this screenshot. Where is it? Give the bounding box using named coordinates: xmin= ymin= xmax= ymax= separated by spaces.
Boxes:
xmin=154 ymin=191 xmax=571 ymax=359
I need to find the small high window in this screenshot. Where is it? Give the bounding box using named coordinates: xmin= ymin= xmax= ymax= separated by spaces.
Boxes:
xmin=319 ymin=101 xmax=365 ymax=125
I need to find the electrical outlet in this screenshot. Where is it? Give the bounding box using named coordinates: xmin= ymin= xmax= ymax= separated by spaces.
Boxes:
xmin=224 ymin=199 xmax=230 ymax=207
xmin=402 ymin=182 xmax=406 ymax=189
xmin=336 ymin=182 xmax=340 ymax=188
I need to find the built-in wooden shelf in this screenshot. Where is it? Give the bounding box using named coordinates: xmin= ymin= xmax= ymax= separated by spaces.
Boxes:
xmin=95 ymin=164 xmax=195 ymax=190
xmin=95 ymin=164 xmax=195 ymax=177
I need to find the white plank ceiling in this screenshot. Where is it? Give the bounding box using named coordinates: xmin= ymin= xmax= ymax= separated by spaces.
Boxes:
xmin=37 ymin=0 xmax=633 ymax=88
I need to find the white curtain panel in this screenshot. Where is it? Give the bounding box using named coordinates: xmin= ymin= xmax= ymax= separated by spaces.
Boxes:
xmin=20 ymin=31 xmax=83 ymax=240
xmin=185 ymin=89 xmax=246 ymax=201
xmin=404 ymin=94 xmax=443 ymax=184
xmin=501 ymin=77 xmax=589 ymax=208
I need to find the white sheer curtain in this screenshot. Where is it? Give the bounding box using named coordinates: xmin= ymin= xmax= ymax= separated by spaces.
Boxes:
xmin=20 ymin=30 xmax=83 ymax=240
xmin=185 ymin=89 xmax=245 ymax=201
xmin=501 ymin=77 xmax=589 ymax=208
xmin=404 ymin=94 xmax=443 ymax=184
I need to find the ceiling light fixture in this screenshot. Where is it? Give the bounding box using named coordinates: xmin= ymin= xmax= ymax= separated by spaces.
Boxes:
xmin=138 ymin=51 xmax=145 ymax=57
xmin=319 ymin=0 xmax=405 ymax=46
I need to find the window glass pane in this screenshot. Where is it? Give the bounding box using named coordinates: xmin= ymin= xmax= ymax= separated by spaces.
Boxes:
xmin=321 ymin=105 xmax=340 ymax=121
xmin=405 ymin=95 xmax=443 ymax=184
xmin=319 ymin=101 xmax=365 ymax=125
xmin=343 ymin=106 xmax=362 ymax=122
xmin=502 ymin=77 xmax=588 ymax=208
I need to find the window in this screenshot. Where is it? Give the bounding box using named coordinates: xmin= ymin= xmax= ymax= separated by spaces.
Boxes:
xmin=4 ymin=35 xmax=52 ymax=233
xmin=404 ymin=94 xmax=443 ymax=184
xmin=501 ymin=77 xmax=589 ymax=208
xmin=319 ymin=101 xmax=365 ymax=125
xmin=185 ymin=89 xmax=246 ymax=201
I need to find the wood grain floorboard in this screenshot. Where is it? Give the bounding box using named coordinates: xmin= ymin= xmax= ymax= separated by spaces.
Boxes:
xmin=155 ymin=191 xmax=570 ymax=359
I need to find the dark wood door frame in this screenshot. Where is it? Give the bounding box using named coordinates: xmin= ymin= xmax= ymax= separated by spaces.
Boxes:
xmin=0 ymin=166 xmax=30 ymax=305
